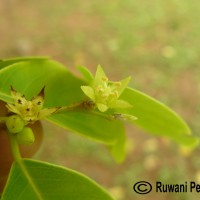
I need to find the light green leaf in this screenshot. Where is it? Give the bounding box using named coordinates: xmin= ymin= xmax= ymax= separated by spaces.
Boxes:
xmin=109 ymin=130 xmax=126 ymax=163
xmin=81 ymin=86 xmax=95 ymax=100
xmin=170 ymin=134 xmax=199 ymax=147
xmin=77 ymin=65 xmax=94 ymax=83
xmin=117 ymin=87 xmax=197 ymax=146
xmin=2 ymin=159 xmax=114 ymax=200
xmin=0 ymin=57 xmax=48 ymax=70
xmin=110 ymin=99 xmax=132 ymax=109
xmin=48 ymin=111 xmax=124 ymax=145
xmin=0 ymin=59 xmax=84 ymax=106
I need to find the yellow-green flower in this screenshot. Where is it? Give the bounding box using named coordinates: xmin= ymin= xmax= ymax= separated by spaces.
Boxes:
xmin=6 ymin=87 xmax=60 ymax=124
xmin=81 ymin=65 xmax=131 ymax=112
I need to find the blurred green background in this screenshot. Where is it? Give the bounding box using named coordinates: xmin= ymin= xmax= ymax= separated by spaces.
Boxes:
xmin=1 ymin=0 xmax=200 ymax=199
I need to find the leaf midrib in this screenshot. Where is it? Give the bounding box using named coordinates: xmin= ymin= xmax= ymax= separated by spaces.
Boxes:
xmin=17 ymin=160 xmax=43 ymax=200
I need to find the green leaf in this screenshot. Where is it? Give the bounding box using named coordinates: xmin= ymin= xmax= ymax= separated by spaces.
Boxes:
xmin=2 ymin=159 xmax=114 ymax=200
xmin=48 ymin=111 xmax=124 ymax=145
xmin=109 ymin=130 xmax=126 ymax=163
xmin=77 ymin=65 xmax=94 ymax=83
xmin=0 ymin=57 xmax=48 ymax=70
xmin=0 ymin=59 xmax=84 ymax=106
xmin=117 ymin=87 xmax=197 ymax=146
xmin=110 ymin=99 xmax=132 ymax=109
xmin=170 ymin=134 xmax=199 ymax=147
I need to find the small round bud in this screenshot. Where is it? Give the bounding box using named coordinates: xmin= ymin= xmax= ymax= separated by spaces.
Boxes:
xmin=17 ymin=127 xmax=35 ymax=145
xmin=6 ymin=115 xmax=25 ymax=134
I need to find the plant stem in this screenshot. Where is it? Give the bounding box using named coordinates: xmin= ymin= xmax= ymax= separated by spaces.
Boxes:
xmin=56 ymin=102 xmax=83 ymax=113
xmin=8 ymin=134 xmax=22 ymax=163
xmin=8 ymin=133 xmax=43 ymax=199
xmin=57 ymin=100 xmax=99 ymax=113
xmin=55 ymin=101 xmax=119 ymax=121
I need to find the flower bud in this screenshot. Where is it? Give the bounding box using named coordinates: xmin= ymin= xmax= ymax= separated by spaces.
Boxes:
xmin=17 ymin=127 xmax=35 ymax=145
xmin=5 ymin=115 xmax=25 ymax=134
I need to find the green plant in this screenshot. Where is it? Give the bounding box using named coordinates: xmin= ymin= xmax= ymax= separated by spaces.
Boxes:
xmin=0 ymin=57 xmax=198 ymax=200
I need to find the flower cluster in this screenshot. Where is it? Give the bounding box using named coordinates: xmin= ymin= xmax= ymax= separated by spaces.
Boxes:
xmin=6 ymin=87 xmax=59 ymax=124
xmin=81 ymin=65 xmax=131 ymax=112
xmin=4 ymin=87 xmax=60 ymax=145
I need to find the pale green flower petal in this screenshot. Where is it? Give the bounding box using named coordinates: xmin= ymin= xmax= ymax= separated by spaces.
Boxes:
xmin=6 ymin=104 xmax=21 ymax=116
xmin=81 ymin=86 xmax=95 ymax=100
xmin=77 ymin=65 xmax=94 ymax=83
xmin=93 ymin=65 xmax=107 ymax=87
xmin=10 ymin=87 xmax=27 ymax=105
xmin=110 ymin=100 xmax=132 ymax=109
xmin=97 ymin=103 xmax=109 ymax=112
xmin=32 ymin=95 xmax=44 ymax=110
xmin=7 ymin=87 xmax=59 ymax=124
xmin=118 ymin=76 xmax=131 ymax=96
